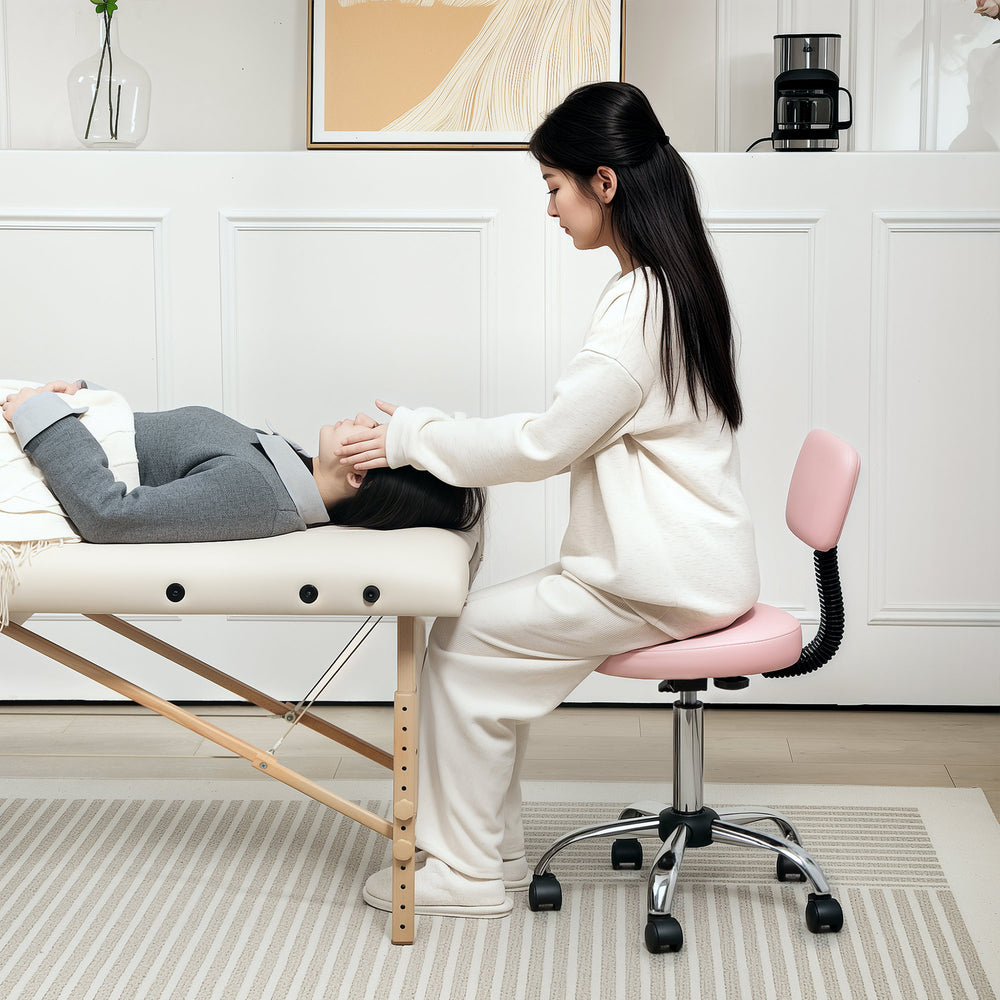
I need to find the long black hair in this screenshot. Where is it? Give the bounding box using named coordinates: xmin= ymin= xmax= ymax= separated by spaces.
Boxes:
xmin=529 ymin=82 xmax=742 ymax=429
xmin=328 ymin=465 xmax=485 ymax=532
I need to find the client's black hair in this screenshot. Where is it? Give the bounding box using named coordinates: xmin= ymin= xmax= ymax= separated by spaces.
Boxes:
xmin=327 ymin=465 xmax=485 ymax=532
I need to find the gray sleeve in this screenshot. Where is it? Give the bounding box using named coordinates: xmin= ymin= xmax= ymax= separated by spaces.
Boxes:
xmin=24 ymin=415 xmax=285 ymax=543
xmin=11 ymin=392 xmax=88 ymax=448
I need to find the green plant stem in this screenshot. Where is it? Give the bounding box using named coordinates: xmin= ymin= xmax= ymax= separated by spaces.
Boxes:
xmin=106 ymin=12 xmax=115 ymax=139
xmin=83 ymin=13 xmax=111 ymax=140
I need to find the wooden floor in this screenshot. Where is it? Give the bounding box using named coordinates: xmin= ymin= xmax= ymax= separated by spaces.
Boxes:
xmin=1 ymin=702 xmax=997 ymax=820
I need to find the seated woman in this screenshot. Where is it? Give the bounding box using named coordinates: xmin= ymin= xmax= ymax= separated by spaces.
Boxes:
xmin=1 ymin=380 xmax=484 ymax=544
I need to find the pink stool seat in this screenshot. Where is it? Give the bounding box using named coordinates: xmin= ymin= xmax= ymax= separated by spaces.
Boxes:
xmin=598 ymin=603 xmax=803 ymax=681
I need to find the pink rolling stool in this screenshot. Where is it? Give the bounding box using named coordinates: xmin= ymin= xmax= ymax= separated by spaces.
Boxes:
xmin=528 ymin=429 xmax=861 ymax=954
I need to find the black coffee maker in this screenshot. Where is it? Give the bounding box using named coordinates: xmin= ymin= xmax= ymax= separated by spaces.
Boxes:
xmin=771 ymin=34 xmax=853 ymax=150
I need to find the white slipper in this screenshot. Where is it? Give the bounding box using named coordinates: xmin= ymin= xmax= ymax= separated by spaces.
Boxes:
xmin=500 ymin=856 xmax=531 ymax=891
xmin=363 ymin=858 xmax=513 ymax=918
xmin=412 ymin=849 xmax=531 ymax=891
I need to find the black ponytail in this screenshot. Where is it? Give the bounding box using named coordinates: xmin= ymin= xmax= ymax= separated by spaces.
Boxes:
xmin=529 ymin=82 xmax=742 ymax=429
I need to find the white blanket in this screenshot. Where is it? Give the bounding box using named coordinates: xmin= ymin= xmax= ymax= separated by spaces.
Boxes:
xmin=0 ymin=380 xmax=139 ymax=626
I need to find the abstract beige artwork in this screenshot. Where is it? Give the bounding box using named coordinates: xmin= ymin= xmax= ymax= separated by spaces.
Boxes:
xmin=308 ymin=0 xmax=624 ymax=148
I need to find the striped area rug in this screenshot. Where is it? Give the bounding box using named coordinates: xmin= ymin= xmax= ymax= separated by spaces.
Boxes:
xmin=0 ymin=780 xmax=996 ymax=1000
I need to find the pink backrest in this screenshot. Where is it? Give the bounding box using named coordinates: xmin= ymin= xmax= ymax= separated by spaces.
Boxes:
xmin=785 ymin=430 xmax=861 ymax=552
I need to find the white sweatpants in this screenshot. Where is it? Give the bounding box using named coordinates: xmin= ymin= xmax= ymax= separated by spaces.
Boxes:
xmin=414 ymin=564 xmax=670 ymax=880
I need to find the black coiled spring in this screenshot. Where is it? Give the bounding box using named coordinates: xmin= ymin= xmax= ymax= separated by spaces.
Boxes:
xmin=765 ymin=547 xmax=844 ymax=679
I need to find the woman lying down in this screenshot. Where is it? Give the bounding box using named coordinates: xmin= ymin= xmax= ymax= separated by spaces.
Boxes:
xmin=1 ymin=380 xmax=485 ymax=544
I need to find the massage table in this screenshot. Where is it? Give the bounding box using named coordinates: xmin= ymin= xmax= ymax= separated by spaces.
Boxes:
xmin=0 ymin=524 xmax=478 ymax=945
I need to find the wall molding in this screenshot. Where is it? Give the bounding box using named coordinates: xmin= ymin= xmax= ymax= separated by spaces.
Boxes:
xmin=850 ymin=0 xmax=875 ymax=150
xmin=707 ymin=212 xmax=826 ymax=427
xmin=869 ymin=212 xmax=1000 ymax=626
xmin=218 ymin=211 xmax=498 ymax=422
xmin=775 ymin=0 xmax=792 ymax=32
xmin=869 ymin=604 xmax=1000 ymax=628
xmin=919 ymin=0 xmax=941 ymax=150
xmin=715 ymin=0 xmax=733 ymax=152
xmin=0 ymin=211 xmax=170 ymax=406
xmin=867 ymin=0 xmax=887 ymax=149
xmin=708 ymin=213 xmax=828 ymax=615
xmin=0 ymin=1 xmax=10 ymax=149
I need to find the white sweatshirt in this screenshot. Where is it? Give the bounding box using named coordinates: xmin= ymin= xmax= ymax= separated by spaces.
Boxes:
xmin=386 ymin=270 xmax=760 ymax=639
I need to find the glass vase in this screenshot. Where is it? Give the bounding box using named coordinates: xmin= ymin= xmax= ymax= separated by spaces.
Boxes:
xmin=67 ymin=12 xmax=151 ymax=148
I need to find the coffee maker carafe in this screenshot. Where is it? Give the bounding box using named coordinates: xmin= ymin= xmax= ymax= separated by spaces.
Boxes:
xmin=771 ymin=34 xmax=853 ymax=150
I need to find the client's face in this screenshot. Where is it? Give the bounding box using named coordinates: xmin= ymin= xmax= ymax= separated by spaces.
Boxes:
xmin=314 ymin=421 xmax=367 ymax=507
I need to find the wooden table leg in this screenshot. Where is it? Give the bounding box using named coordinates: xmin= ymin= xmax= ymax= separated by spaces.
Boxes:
xmin=3 ymin=615 xmax=429 ymax=945
xmin=85 ymin=615 xmax=393 ymax=769
xmin=0 ymin=622 xmax=393 ymax=838
xmin=391 ymin=616 xmax=422 ymax=945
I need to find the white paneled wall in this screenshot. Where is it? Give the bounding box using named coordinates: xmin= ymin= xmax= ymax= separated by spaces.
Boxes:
xmin=0 ymin=216 xmax=165 ymax=409
xmin=0 ymin=2 xmax=996 ymax=708
xmin=869 ymin=214 xmax=1000 ymax=627
xmin=1 ymin=150 xmax=997 ymax=706
xmin=714 ymin=216 xmax=820 ymax=617
xmin=218 ymin=215 xmax=494 ymax=432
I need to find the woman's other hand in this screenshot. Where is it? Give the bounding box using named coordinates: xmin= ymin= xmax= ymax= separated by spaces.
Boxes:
xmin=336 ymin=400 xmax=398 ymax=470
xmin=39 ymin=379 xmax=82 ymax=395
xmin=1 ymin=387 xmax=43 ymax=424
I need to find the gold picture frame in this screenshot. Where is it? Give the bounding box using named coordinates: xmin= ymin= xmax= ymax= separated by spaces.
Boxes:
xmin=307 ymin=0 xmax=626 ymax=150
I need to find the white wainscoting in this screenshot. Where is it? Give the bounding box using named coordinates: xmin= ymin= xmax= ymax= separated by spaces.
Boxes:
xmin=0 ymin=150 xmax=997 ymax=706
xmin=217 ymin=212 xmax=498 ymax=440
xmin=0 ymin=213 xmax=166 ymax=411
xmin=868 ymin=213 xmax=1000 ymax=628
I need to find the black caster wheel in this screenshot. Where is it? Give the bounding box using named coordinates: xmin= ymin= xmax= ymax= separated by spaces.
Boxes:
xmin=528 ymin=873 xmax=562 ymax=911
xmin=805 ymin=893 xmax=844 ymax=933
xmin=644 ymin=915 xmax=683 ymax=953
xmin=777 ymin=855 xmax=806 ymax=882
xmin=611 ymin=838 xmax=643 ymax=870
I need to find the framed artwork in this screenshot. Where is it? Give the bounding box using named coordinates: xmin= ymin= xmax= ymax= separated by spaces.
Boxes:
xmin=307 ymin=0 xmax=625 ymax=150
